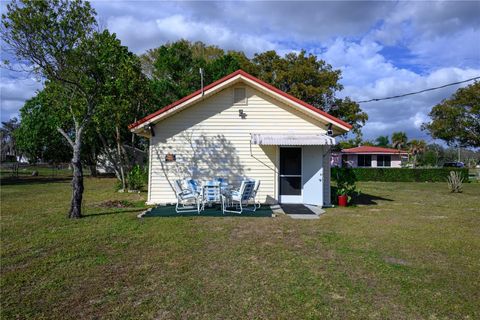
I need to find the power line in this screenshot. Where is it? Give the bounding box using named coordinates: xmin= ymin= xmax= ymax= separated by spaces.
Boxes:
xmin=357 ymin=76 xmax=480 ymax=103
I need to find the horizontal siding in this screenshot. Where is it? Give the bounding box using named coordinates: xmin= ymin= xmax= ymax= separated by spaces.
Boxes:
xmin=148 ymin=84 xmax=328 ymax=204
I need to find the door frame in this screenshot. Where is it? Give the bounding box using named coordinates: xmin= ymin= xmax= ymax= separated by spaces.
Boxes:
xmin=277 ymin=146 xmax=303 ymax=204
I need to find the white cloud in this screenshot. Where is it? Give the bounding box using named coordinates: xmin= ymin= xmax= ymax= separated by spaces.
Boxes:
xmin=319 ymin=37 xmax=480 ymax=140
xmin=408 ymin=28 xmax=480 ymax=69
xmin=0 ymin=76 xmax=42 ymax=122
xmin=107 ymin=14 xmax=278 ymax=55
xmin=2 ymin=0 xmax=479 ymax=143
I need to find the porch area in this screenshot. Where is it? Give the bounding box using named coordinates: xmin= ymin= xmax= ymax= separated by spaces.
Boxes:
xmin=142 ymin=204 xmax=273 ymax=218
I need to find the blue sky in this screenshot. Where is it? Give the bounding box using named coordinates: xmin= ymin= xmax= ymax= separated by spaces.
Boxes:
xmin=1 ymin=0 xmax=479 ymax=142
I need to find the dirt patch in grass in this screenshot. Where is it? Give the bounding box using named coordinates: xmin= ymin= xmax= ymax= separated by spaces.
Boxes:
xmin=384 ymin=256 xmax=411 ymax=266
xmin=420 ymin=215 xmax=448 ymax=219
xmin=97 ymin=200 xmax=135 ymax=208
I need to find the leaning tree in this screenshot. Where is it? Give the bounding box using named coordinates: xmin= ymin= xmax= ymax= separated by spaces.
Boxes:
xmin=2 ymin=0 xmax=146 ymax=218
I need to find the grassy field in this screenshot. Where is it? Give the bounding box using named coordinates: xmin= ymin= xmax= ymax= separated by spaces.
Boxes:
xmin=1 ymin=175 xmax=479 ymax=319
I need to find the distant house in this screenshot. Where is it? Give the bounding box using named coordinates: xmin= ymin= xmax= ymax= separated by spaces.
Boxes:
xmin=129 ymin=70 xmax=352 ymax=207
xmin=332 ymin=146 xmax=409 ymax=168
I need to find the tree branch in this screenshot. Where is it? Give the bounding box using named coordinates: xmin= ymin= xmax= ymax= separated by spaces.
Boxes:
xmin=57 ymin=127 xmax=74 ymax=148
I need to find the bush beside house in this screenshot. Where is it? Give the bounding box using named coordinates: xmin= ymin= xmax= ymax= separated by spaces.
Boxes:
xmin=332 ymin=167 xmax=469 ymax=182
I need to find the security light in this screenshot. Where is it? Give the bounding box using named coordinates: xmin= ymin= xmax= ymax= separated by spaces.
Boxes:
xmin=239 ymin=109 xmax=247 ymax=119
xmin=327 ymin=124 xmax=333 ymax=136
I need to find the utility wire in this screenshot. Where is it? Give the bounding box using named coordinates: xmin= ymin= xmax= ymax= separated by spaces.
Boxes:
xmin=357 ymin=76 xmax=480 ymax=103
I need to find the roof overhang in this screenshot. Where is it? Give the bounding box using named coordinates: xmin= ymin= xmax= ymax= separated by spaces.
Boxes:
xmin=129 ymin=70 xmax=352 ymax=137
xmin=251 ymin=133 xmax=336 ymax=146
xmin=342 ymin=152 xmax=409 ymax=155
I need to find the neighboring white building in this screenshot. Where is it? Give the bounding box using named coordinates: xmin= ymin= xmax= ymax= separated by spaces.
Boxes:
xmin=129 ymin=70 xmax=351 ymax=207
xmin=332 ymin=146 xmax=409 ymax=168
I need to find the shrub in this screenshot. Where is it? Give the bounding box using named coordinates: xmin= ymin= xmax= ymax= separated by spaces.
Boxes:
xmin=331 ymin=167 xmax=469 ymax=182
xmin=447 ymin=171 xmax=463 ymax=193
xmin=333 ymin=167 xmax=359 ymax=203
xmin=126 ymin=165 xmax=148 ymax=191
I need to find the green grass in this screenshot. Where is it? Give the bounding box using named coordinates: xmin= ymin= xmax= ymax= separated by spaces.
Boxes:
xmin=1 ymin=176 xmax=479 ymax=319
xmin=1 ymin=164 xmax=75 ymax=178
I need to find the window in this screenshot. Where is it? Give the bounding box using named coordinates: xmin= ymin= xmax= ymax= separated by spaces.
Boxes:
xmin=233 ymin=87 xmax=247 ymax=105
xmin=377 ymin=155 xmax=391 ymax=167
xmin=357 ymin=154 xmax=372 ymax=167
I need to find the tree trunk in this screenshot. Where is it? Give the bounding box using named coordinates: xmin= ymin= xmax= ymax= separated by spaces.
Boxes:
xmin=69 ymin=141 xmax=84 ymax=219
xmin=89 ymin=164 xmax=98 ymax=177
xmin=116 ymin=126 xmax=126 ymax=190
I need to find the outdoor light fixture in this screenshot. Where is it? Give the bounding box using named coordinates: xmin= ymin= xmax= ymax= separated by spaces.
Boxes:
xmin=327 ymin=123 xmax=333 ymax=136
xmin=239 ymin=109 xmax=247 ymax=119
xmin=147 ymin=124 xmax=155 ymax=137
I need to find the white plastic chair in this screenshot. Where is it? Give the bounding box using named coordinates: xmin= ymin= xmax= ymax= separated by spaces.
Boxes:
xmin=200 ymin=180 xmax=221 ymax=211
xmin=221 ymin=179 xmax=256 ymax=214
xmin=173 ymin=179 xmax=200 ymax=213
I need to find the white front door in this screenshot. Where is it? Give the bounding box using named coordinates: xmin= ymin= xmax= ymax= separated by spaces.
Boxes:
xmin=302 ymin=145 xmax=323 ymax=206
xmin=279 ymin=147 xmax=302 ymax=203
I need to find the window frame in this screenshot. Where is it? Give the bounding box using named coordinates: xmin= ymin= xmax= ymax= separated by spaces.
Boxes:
xmin=377 ymin=154 xmax=391 ymax=167
xmin=357 ymin=154 xmax=372 ymax=167
xmin=233 ymin=87 xmax=247 ymax=105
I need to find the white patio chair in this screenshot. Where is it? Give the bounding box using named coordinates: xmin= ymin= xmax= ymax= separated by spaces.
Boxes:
xmin=200 ymin=181 xmax=221 ymax=211
xmin=221 ymin=179 xmax=256 ymax=214
xmin=173 ymin=179 xmax=201 ymax=213
xmin=185 ymin=179 xmax=201 ymax=196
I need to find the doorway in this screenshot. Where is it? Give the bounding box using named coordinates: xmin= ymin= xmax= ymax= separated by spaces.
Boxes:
xmin=279 ymin=147 xmax=302 ymax=203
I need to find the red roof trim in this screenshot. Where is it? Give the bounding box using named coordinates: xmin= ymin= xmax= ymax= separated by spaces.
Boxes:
xmin=341 ymin=146 xmax=409 ymax=154
xmin=128 ymin=69 xmax=352 ymax=130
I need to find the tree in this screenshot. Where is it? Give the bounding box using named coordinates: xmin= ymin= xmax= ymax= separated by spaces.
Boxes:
xmin=422 ymin=82 xmax=480 ymax=148
xmin=249 ymin=50 xmax=368 ymax=135
xmin=360 ymin=140 xmax=376 ymax=146
xmin=2 ymin=0 xmax=98 ymax=218
xmin=92 ymin=32 xmax=151 ymax=189
xmin=392 ymin=132 xmax=408 ymax=150
xmin=418 ymin=143 xmax=444 ymax=167
xmin=141 ymin=41 xmax=368 ymax=135
xmin=0 ymin=117 xmax=20 ymax=162
xmin=15 ymin=93 xmax=71 ymax=164
xmin=2 ymin=0 xmax=147 ymax=218
xmin=144 ymin=40 xmax=242 ymax=109
xmin=375 ymin=135 xmax=390 ymax=147
xmin=408 ymin=139 xmax=427 ymax=168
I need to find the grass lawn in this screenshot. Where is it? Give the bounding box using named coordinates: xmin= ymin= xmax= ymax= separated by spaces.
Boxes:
xmin=1 ymin=175 xmax=479 ymax=319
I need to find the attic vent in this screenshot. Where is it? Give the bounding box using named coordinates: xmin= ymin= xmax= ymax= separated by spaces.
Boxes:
xmin=233 ymin=87 xmax=247 ymax=105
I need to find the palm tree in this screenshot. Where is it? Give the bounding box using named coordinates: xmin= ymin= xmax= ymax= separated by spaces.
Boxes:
xmin=392 ymin=131 xmax=408 ymax=150
xmin=408 ymin=139 xmax=427 ymax=167
xmin=375 ymin=135 xmax=390 ymax=147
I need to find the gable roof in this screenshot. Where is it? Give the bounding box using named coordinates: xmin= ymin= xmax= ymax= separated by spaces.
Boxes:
xmin=341 ymin=146 xmax=409 ymax=154
xmin=129 ymin=69 xmax=352 ymax=133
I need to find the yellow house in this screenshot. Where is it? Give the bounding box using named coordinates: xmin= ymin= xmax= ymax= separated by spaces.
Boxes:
xmin=129 ymin=70 xmax=351 ymax=207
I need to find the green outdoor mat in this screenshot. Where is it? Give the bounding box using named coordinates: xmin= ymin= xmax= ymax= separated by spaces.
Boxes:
xmin=143 ymin=205 xmax=273 ymax=217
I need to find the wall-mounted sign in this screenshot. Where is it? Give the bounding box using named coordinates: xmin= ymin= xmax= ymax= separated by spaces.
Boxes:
xmin=165 ymin=153 xmax=176 ymax=162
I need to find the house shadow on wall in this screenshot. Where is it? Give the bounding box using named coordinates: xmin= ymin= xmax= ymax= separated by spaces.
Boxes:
xmin=154 ymin=132 xmax=246 ymax=191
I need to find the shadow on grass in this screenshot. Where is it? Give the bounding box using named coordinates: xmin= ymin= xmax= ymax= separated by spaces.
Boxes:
xmin=83 ymin=208 xmax=147 ymax=218
xmin=0 ymin=176 xmax=72 ymax=186
xmin=331 ymin=186 xmax=393 ymax=206
xmin=0 ymin=174 xmax=119 ymax=186
xmin=353 ymin=192 xmax=394 ymax=205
